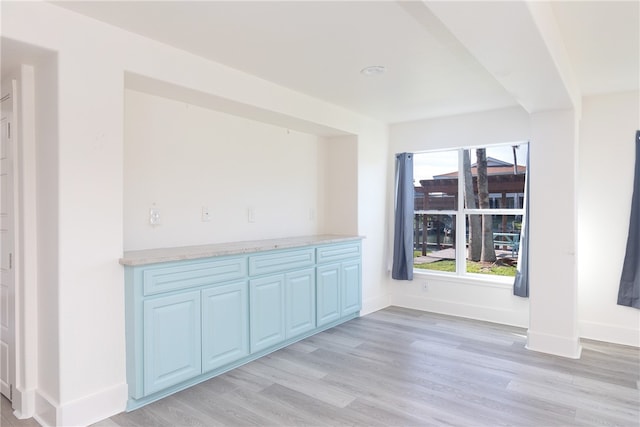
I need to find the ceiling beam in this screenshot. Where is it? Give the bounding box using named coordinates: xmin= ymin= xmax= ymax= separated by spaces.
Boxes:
xmin=423 ymin=0 xmax=581 ymax=115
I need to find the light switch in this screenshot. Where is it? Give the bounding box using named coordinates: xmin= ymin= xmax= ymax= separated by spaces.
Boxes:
xmin=201 ymin=206 xmax=211 ymax=222
xmin=248 ymin=208 xmax=256 ymax=223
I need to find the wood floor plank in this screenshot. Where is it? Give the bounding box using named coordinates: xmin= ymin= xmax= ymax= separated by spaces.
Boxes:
xmin=345 ymin=396 xmax=440 ymax=427
xmin=259 ymin=383 xmax=387 ymax=427
xmin=507 ymin=378 xmax=639 ymax=423
xmin=574 ymin=406 xmax=639 ymax=427
xmin=255 ymin=352 xmax=328 ymax=380
xmin=218 ymin=367 xmax=274 ymax=393
xmin=239 ymin=357 xmax=357 ymax=408
xmin=221 ymin=386 xmax=313 ymax=426
xmin=1 ymin=396 xmax=43 ymax=427
xmin=172 ymin=383 xmax=274 ymax=426
xmin=87 ymin=417 xmax=121 ymax=427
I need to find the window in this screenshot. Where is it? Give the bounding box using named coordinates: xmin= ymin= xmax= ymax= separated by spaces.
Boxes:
xmin=413 ymin=143 xmax=528 ymax=278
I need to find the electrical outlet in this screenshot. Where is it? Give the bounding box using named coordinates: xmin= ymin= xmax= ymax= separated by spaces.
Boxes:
xmin=421 ymin=282 xmax=428 ymax=292
xmin=149 ymin=208 xmax=161 ymax=226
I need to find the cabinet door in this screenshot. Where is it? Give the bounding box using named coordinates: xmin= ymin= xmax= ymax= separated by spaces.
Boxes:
xmin=316 ymin=264 xmax=340 ymax=327
xmin=250 ymin=275 xmax=285 ymax=352
xmin=285 ymin=268 xmax=315 ymax=338
xmin=202 ymin=281 xmax=249 ymax=373
xmin=341 ymin=260 xmax=362 ymax=316
xmin=143 ymin=291 xmax=201 ymax=395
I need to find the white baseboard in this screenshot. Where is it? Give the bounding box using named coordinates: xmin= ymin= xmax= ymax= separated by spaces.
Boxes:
xmin=526 ymin=329 xmax=582 ymax=359
xmin=580 ymin=320 xmax=640 ymax=347
xmin=34 ymin=390 xmax=57 ymax=427
xmin=11 ymin=386 xmax=36 ymax=419
xmin=389 ymin=293 xmax=528 ymax=328
xmin=58 ymin=382 xmax=128 ymax=427
xmin=31 ymin=383 xmax=127 ymax=427
xmin=361 ymin=293 xmax=390 ymax=316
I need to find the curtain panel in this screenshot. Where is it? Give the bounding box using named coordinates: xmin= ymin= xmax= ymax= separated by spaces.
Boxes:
xmin=392 ymin=153 xmax=414 ymax=280
xmin=617 ymin=130 xmax=640 ymax=308
xmin=514 ymin=146 xmax=530 ymax=297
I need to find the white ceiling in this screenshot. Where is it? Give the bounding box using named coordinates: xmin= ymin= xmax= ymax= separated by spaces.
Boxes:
xmin=51 ymin=0 xmax=639 ymax=124
xmin=551 ymin=1 xmax=640 ymax=96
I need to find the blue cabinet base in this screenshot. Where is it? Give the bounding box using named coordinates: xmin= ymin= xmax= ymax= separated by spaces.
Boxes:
xmin=126 ymin=311 xmax=358 ymax=411
xmin=124 ymin=239 xmax=362 ymax=411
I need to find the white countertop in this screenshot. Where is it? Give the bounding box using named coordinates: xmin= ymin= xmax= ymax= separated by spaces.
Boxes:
xmin=120 ymin=234 xmax=363 ymax=266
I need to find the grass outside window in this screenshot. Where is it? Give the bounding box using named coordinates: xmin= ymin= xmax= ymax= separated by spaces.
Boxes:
xmin=414 ymin=254 xmax=517 ymax=277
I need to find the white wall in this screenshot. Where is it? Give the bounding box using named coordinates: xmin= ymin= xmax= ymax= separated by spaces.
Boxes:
xmin=356 ymin=123 xmax=391 ymax=313
xmin=33 ymin=51 xmax=60 ymax=426
xmin=124 ymin=89 xmax=333 ymax=250
xmin=321 ymin=135 xmax=358 ymax=236
xmin=1 ymin=2 xmax=390 ymax=425
xmin=388 ymin=107 xmax=531 ymax=327
xmin=527 ymin=108 xmax=580 ymax=358
xmin=578 ymin=90 xmax=640 ymax=346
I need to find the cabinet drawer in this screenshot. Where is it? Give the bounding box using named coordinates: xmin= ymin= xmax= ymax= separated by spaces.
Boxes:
xmin=143 ymin=257 xmax=247 ymax=296
xmin=249 ymin=248 xmax=315 ymax=276
xmin=316 ymin=242 xmax=361 ymax=264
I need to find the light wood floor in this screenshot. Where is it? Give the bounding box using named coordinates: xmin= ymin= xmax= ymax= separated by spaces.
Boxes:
xmin=3 ymin=306 xmax=639 ymax=426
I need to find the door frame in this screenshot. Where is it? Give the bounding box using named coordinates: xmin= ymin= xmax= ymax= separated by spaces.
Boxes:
xmin=1 ymin=64 xmax=39 ymax=419
xmin=1 ymin=79 xmax=18 ymax=405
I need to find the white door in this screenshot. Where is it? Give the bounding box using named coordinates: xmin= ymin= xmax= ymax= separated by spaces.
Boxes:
xmin=0 ymin=81 xmax=16 ymax=401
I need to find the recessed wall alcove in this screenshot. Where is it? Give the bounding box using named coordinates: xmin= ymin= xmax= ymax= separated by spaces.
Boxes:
xmin=123 ymin=74 xmax=358 ymax=251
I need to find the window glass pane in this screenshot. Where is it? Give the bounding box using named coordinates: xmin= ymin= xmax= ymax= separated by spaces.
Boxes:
xmin=464 ymin=145 xmax=527 ymax=209
xmin=413 ymin=213 xmax=456 ymax=273
xmin=465 ymin=214 xmax=522 ymax=277
xmin=414 ymin=151 xmax=459 ymax=210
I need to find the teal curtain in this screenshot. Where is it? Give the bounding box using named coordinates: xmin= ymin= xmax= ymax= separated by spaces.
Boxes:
xmin=392 ymin=153 xmax=414 ymax=280
xmin=617 ymin=131 xmax=640 ymax=308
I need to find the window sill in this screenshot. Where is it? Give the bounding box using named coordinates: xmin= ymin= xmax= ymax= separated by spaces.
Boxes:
xmin=413 ymin=269 xmax=514 ymax=289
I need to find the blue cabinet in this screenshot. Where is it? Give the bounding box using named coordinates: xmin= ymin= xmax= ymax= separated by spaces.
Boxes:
xmin=250 ymin=263 xmax=316 ymax=352
xmin=285 ymin=268 xmax=315 ymax=338
xmin=143 ymin=291 xmax=201 ymax=395
xmin=202 ymin=281 xmax=249 ymax=373
xmin=316 ymin=243 xmax=362 ymax=327
xmin=143 ymin=257 xmax=247 ymax=296
xmin=341 ymin=259 xmax=362 ymax=316
xmin=249 ymin=248 xmax=314 ymax=276
xmin=249 ymin=275 xmax=286 ymax=352
xmin=124 ymin=238 xmax=361 ymax=411
xmin=316 ymin=264 xmax=341 ymax=326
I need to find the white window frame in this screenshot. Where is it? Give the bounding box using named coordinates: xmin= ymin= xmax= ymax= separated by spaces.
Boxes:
xmin=414 ymin=142 xmax=527 ymax=281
